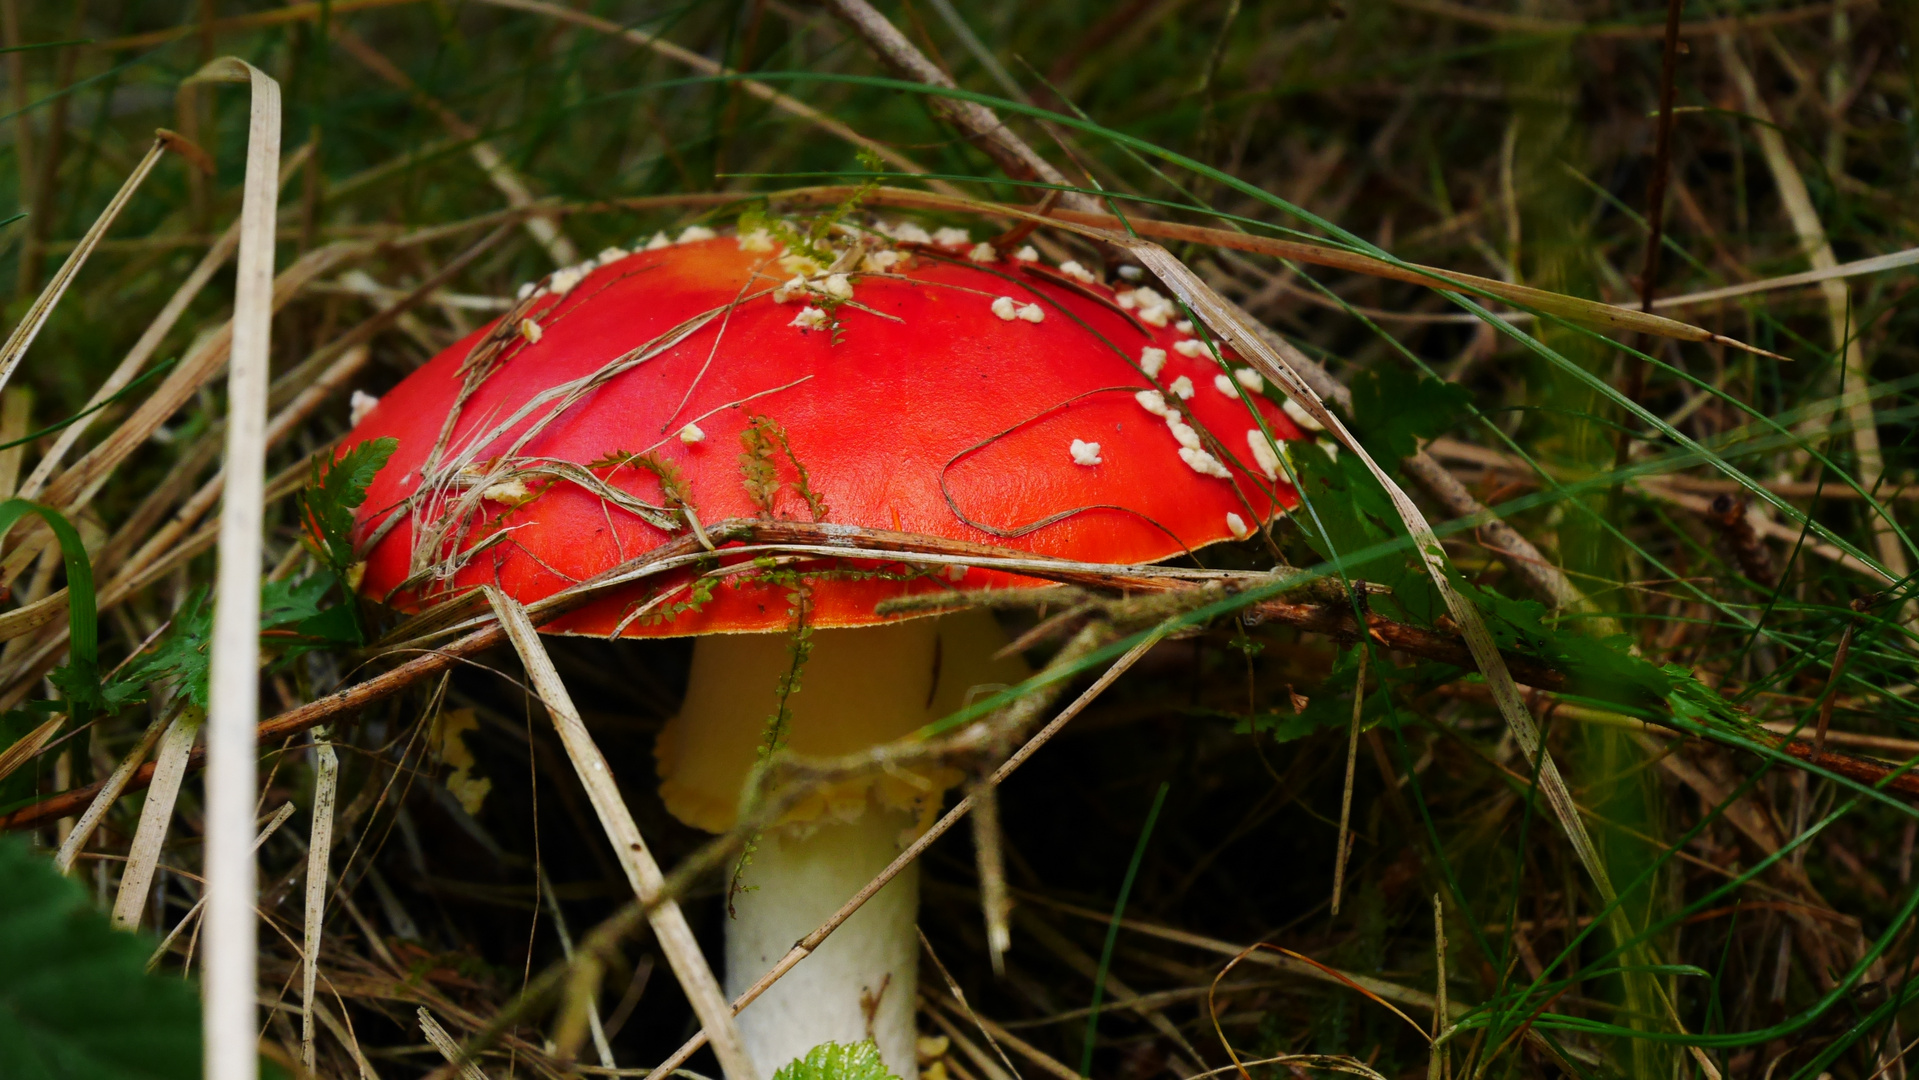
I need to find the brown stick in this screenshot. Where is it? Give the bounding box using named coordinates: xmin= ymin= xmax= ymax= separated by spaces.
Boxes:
xmin=8 ymin=519 xmax=1914 ymax=830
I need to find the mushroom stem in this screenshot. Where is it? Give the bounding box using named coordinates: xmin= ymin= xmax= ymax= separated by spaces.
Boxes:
xmin=656 ymin=613 xmax=1026 ymax=1080
xmin=727 ymin=808 xmax=922 ymax=1079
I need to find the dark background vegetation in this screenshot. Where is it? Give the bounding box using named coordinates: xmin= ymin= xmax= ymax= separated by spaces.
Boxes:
xmin=1 ymin=2 xmax=1916 ymax=1079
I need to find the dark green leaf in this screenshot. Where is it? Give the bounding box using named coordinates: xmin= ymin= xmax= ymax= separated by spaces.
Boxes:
xmin=0 ymin=835 xmax=201 ymax=1079
xmin=0 ymin=500 xmax=99 ymax=720
xmin=1449 ymin=578 xmax=1672 ymax=707
xmin=260 ymin=573 xmax=333 ymax=630
xmin=1349 ymin=364 xmax=1472 ymax=465
xmin=1286 ymin=442 xmax=1442 ymax=624
xmin=112 ymin=589 xmax=214 ymax=710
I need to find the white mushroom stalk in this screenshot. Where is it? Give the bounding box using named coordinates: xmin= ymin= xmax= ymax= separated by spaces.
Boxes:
xmin=655 ymin=611 xmax=1022 ymax=1079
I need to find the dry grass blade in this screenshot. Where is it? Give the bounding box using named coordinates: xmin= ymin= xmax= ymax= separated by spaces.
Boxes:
xmin=972 ymin=783 xmax=1014 ymax=975
xmin=1331 ymin=646 xmax=1370 ymax=916
xmin=484 ymin=588 xmax=757 ymax=1080
xmin=113 ymin=708 xmax=204 ymax=930
xmin=918 ymin=930 xmax=1024 ymax=1080
xmin=921 ymin=1003 xmax=1016 ymax=1080
xmin=189 ymin=54 xmax=282 ymax=1080
xmin=1717 ymin=36 xmax=1911 ymax=585
xmin=418 ymin=1008 xmax=489 ymax=1080
xmin=310 ymin=995 xmax=382 ymax=1080
xmin=1653 ymin=244 xmax=1919 ymax=309
xmin=0 ymin=134 xmax=171 ymax=398
xmin=797 ymin=185 xmax=1783 ymax=357
xmin=52 ymin=710 xmax=171 ymax=875
xmin=1429 ymin=896 xmax=1449 ymax=1080
xmin=0 ymin=387 xmax=30 ymax=497
xmin=143 ymin=798 xmax=294 ymax=972
xmin=925 ymin=994 xmax=1080 ymax=1080
xmin=0 ymin=711 xmax=60 ymax=785
xmin=302 ymin=731 xmax=339 ymax=1076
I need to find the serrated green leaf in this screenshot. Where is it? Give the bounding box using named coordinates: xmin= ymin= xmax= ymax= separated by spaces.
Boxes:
xmin=297 ymin=437 xmax=397 ymax=574
xmin=112 ymin=589 xmax=213 ymax=710
xmin=770 ymin=1041 xmax=900 ymax=1080
xmin=259 ymin=573 xmax=331 ymax=630
xmin=0 ymin=835 xmax=201 ymax=1079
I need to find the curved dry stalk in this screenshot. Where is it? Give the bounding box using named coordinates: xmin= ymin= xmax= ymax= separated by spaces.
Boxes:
xmin=807 ymin=185 xmax=1779 ymax=357
xmin=485 ymin=589 xmax=757 ymax=1080
xmin=189 ymin=55 xmax=282 ymax=1080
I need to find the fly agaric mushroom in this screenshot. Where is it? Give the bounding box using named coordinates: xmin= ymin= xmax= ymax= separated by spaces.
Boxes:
xmin=343 ymin=224 xmax=1306 ymax=1078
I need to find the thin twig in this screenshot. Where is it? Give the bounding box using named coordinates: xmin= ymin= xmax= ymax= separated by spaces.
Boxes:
xmin=485 ymin=588 xmax=757 ymax=1080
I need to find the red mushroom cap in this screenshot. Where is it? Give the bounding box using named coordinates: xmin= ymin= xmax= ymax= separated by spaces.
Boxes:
xmin=345 ymin=229 xmax=1306 ymax=636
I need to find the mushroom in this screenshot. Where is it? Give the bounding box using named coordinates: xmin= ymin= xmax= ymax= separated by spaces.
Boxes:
xmin=343 ymin=228 xmax=1306 ymax=1078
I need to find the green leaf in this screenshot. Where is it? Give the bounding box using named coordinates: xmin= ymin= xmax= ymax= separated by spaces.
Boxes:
xmin=293 ymin=438 xmax=394 ymax=646
xmin=770 ymin=1041 xmax=900 ymax=1080
xmin=1449 ymin=578 xmax=1673 ymax=708
xmin=1348 ymin=364 xmax=1472 ymax=465
xmin=0 ymin=499 xmax=100 ymax=720
xmin=1285 ymin=442 xmax=1442 ymax=624
xmin=0 ymin=834 xmax=201 ymax=1079
xmin=111 ymin=589 xmax=214 ymax=711
xmin=297 ymin=437 xmax=397 ymax=575
xmin=259 ymin=573 xmax=331 ymax=630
